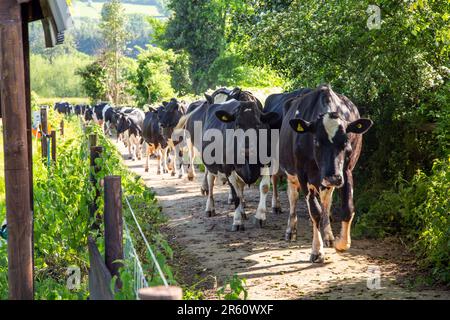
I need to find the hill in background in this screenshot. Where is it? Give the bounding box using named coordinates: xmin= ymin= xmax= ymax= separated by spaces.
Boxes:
xmin=30 ymin=0 xmax=167 ymax=57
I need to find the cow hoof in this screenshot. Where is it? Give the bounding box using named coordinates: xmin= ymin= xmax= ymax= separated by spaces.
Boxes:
xmin=324 ymin=238 xmax=335 ymax=248
xmin=241 ymin=212 xmax=248 ymax=220
xmin=335 ymin=239 xmax=351 ymax=252
xmin=231 ymin=224 xmax=245 ymax=232
xmin=310 ymin=253 xmax=325 ymax=263
xmin=271 ymin=207 xmax=282 ymax=215
xmin=201 ymin=188 xmax=208 ymax=196
xmin=145 ymin=168 xmax=149 ymax=172
xmin=178 ymin=174 xmax=183 ymax=179
xmin=157 ymin=171 xmax=161 ymax=175
xmin=171 ymin=171 xmax=176 ymax=177
xmin=188 ymin=176 xmax=194 ymax=181
xmin=254 ymin=218 xmax=265 ymax=228
xmin=206 ymin=210 xmax=215 ymax=217
xmin=285 ymin=232 xmax=297 ymax=242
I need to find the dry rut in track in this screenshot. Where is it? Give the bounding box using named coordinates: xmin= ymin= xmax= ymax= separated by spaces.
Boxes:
xmin=116 ymin=142 xmax=449 ymax=300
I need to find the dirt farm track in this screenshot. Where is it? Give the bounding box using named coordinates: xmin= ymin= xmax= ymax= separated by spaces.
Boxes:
xmin=115 ymin=142 xmax=450 ymax=300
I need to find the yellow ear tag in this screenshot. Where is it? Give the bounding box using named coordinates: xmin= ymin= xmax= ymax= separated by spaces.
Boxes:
xmin=297 ymin=123 xmax=304 ymax=132
xmin=357 ymin=123 xmax=363 ymax=129
xmin=221 ymin=115 xmax=228 ymax=121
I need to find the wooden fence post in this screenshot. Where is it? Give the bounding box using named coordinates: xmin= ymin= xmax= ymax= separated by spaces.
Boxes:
xmin=0 ymin=0 xmax=34 ymax=299
xmin=89 ymin=134 xmax=97 ymax=149
xmin=89 ymin=146 xmax=103 ymax=230
xmin=50 ymin=130 xmax=56 ymax=163
xmin=40 ymin=106 xmax=48 ymax=162
xmin=138 ymin=287 xmax=182 ymax=300
xmin=104 ymin=176 xmax=123 ymax=288
xmin=60 ymin=119 xmax=64 ymax=136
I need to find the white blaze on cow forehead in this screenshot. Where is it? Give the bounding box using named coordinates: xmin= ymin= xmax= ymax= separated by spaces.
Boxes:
xmin=323 ymin=113 xmax=343 ymax=143
xmin=214 ymin=93 xmax=229 ymax=104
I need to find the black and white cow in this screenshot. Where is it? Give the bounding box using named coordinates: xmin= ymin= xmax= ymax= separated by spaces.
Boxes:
xmin=263 ymin=88 xmax=313 ymax=214
xmin=142 ymin=106 xmax=172 ymax=174
xmin=54 ymin=102 xmax=72 ymax=115
xmin=157 ymin=98 xmax=187 ymax=177
xmin=176 ymin=87 xmax=264 ymax=202
xmin=276 ymin=84 xmax=373 ymax=262
xmin=74 ymin=104 xmax=89 ymax=117
xmin=116 ymin=108 xmax=146 ymax=161
xmin=200 ymin=99 xmax=278 ymax=231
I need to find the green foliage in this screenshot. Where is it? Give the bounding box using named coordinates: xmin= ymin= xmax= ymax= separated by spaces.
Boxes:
xmin=163 ymin=0 xmax=226 ymax=93
xmin=217 ymin=274 xmax=248 ymax=300
xmin=76 ymin=59 xmax=108 ymax=102
xmin=100 ymin=0 xmax=129 ymax=104
xmin=354 ymin=158 xmax=450 ymax=284
xmin=31 ymin=53 xmax=91 ymax=98
xmin=130 ymin=46 xmax=175 ymax=105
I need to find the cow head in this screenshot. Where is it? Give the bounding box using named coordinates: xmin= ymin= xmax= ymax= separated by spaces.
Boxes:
xmin=116 ymin=113 xmax=133 ymax=134
xmin=84 ymin=107 xmax=93 ymax=121
xmin=289 ymin=112 xmax=372 ymax=188
xmin=215 ymin=101 xmax=278 ymax=184
xmin=157 ymin=98 xmax=185 ymax=139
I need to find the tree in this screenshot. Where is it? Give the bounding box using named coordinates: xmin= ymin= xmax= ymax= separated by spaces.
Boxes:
xmin=76 ymin=59 xmax=108 ymax=102
xmin=99 ymin=0 xmax=128 ymax=104
xmin=130 ymin=46 xmax=175 ymax=106
xmin=163 ymin=0 xmax=227 ymax=93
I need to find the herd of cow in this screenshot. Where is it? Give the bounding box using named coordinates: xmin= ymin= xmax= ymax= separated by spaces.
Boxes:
xmin=54 ymin=84 xmax=373 ymax=263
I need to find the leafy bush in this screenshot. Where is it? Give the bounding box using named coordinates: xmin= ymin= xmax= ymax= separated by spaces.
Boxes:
xmin=31 ymin=53 xmax=91 ymax=98
xmin=354 ymin=158 xmax=450 ymax=284
xmin=129 ymin=46 xmax=175 ymax=105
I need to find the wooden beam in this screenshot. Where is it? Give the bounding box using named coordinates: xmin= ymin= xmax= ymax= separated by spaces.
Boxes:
xmin=0 ymin=0 xmax=34 ymax=300
xmin=21 ymin=2 xmax=35 ymax=298
xmin=104 ymin=176 xmax=123 ymax=288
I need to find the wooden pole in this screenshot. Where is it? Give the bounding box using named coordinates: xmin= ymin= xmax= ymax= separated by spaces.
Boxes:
xmin=138 ymin=287 xmax=182 ymax=300
xmin=104 ymin=176 xmax=123 ymax=288
xmin=50 ymin=130 xmax=56 ymax=163
xmin=21 ymin=3 xmax=35 ymax=296
xmin=60 ymin=119 xmax=64 ymax=136
xmin=40 ymin=106 xmax=48 ymax=162
xmin=90 ymin=146 xmax=103 ymax=230
xmin=0 ymin=0 xmax=34 ymax=300
xmin=89 ymin=134 xmax=97 ymax=149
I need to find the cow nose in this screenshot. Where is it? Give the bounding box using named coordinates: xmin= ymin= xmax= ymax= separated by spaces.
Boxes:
xmin=322 ymin=175 xmax=343 ymax=187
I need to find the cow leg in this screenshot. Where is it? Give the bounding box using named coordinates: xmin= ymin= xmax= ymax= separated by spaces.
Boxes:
xmin=285 ymin=174 xmax=300 ymax=241
xmin=162 ymin=147 xmax=170 ymax=174
xmin=255 ymin=170 xmax=271 ymax=228
xmin=175 ymin=142 xmax=185 ymax=179
xmin=136 ymin=139 xmax=142 ymax=161
xmin=127 ymin=135 xmax=133 ymax=160
xmin=205 ymin=172 xmax=216 ymax=217
xmin=271 ymin=174 xmax=282 ymax=214
xmin=200 ymin=169 xmax=209 ymax=195
xmin=186 ymin=138 xmax=196 ymax=181
xmin=144 ymin=143 xmax=150 ymax=172
xmin=335 ymin=170 xmax=355 ymax=252
xmin=228 ymin=172 xmax=246 ymax=231
xmin=306 ymin=184 xmax=325 ymax=263
xmin=156 ymin=148 xmax=163 ymax=175
xmin=319 ymin=187 xmax=335 ymax=247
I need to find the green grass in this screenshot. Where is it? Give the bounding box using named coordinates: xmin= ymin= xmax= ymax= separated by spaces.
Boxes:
xmin=37 ymin=97 xmax=90 ymax=106
xmin=71 ymin=0 xmax=162 ymax=19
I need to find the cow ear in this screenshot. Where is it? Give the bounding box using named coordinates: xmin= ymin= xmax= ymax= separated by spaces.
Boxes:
xmin=215 ymin=110 xmax=235 ymax=123
xmin=204 ymin=94 xmax=214 ymax=104
xmin=346 ymin=118 xmax=373 ymax=134
xmin=162 ymin=101 xmax=169 ymax=107
xmin=261 ymin=112 xmax=280 ymax=125
xmin=289 ymin=118 xmax=313 ymax=133
xmin=283 ymin=98 xmax=295 ymax=116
